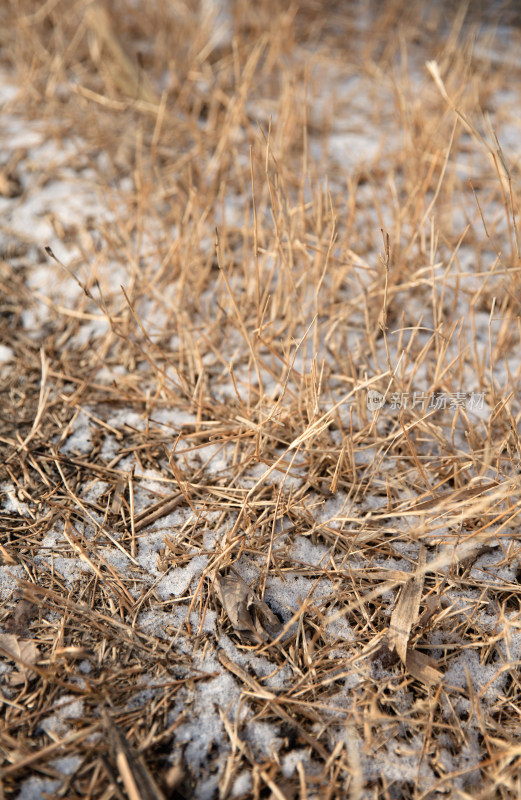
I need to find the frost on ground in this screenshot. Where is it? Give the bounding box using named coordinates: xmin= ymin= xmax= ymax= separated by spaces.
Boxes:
xmin=2 ymin=2 xmax=521 ymax=799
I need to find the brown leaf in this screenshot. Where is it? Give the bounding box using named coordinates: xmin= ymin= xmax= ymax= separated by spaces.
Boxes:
xmin=388 ymin=544 xmax=426 ymax=664
xmin=5 ymin=596 xmax=39 ymax=635
xmin=0 ymin=633 xmax=40 ymax=685
xmin=215 ymin=571 xmax=282 ymax=644
xmin=405 ymin=649 xmax=443 ymax=686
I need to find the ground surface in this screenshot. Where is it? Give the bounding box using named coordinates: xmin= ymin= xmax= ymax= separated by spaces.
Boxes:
xmin=2 ymin=2 xmax=521 ymax=799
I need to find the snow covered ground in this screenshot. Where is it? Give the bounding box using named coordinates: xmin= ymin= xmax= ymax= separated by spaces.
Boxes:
xmin=2 ymin=3 xmax=521 ymax=799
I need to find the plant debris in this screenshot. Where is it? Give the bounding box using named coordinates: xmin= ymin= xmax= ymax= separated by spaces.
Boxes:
xmin=1 ymin=1 xmax=521 ymax=798
xmin=215 ymin=571 xmax=283 ymax=644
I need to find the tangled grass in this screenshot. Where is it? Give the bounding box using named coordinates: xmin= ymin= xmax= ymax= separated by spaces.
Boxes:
xmin=1 ymin=1 xmax=521 ymax=798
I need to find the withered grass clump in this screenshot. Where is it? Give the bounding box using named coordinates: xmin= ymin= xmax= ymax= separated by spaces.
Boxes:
xmin=2 ymin=1 xmax=521 ymax=798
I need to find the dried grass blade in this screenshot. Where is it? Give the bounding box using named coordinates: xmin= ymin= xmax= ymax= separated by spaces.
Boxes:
xmin=0 ymin=724 xmax=99 ymax=776
xmin=84 ymin=4 xmax=158 ymax=104
xmin=7 ymin=348 xmax=49 ymax=460
xmin=104 ymin=713 xmax=166 ymax=800
xmin=218 ymin=651 xmax=329 ymax=760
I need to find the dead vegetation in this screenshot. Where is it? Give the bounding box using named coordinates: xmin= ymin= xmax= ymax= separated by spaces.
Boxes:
xmin=1 ymin=1 xmax=521 ymax=798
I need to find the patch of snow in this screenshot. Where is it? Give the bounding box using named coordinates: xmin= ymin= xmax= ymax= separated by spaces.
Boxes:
xmin=232 ymin=771 xmax=252 ymax=796
xmin=0 ymin=345 xmax=14 ymax=362
xmin=157 ymin=554 xmax=208 ymax=599
xmin=59 ymin=410 xmax=93 ymax=455
xmin=39 ymin=696 xmax=84 ymax=739
xmin=15 ymin=777 xmax=61 ymax=800
xmin=0 ymin=565 xmax=25 ymax=599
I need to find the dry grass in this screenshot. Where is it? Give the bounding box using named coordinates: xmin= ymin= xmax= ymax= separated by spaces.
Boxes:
xmin=2 ymin=1 xmax=521 ymax=798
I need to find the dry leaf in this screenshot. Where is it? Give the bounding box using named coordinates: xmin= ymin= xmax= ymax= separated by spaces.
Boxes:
xmin=5 ymin=596 xmax=39 ymax=635
xmin=216 ymin=571 xmax=282 ymax=644
xmin=0 ymin=633 xmax=40 ymax=685
xmin=388 ymin=544 xmax=426 ymax=663
xmin=405 ymin=649 xmax=443 ymax=686
xmin=111 ymin=477 xmax=126 ymax=513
